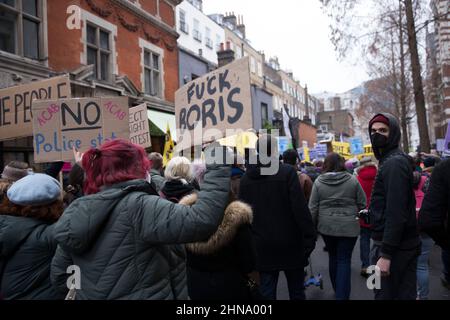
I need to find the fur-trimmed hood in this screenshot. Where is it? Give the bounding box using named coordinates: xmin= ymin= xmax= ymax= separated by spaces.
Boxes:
xmin=179 ymin=193 xmax=253 ymax=255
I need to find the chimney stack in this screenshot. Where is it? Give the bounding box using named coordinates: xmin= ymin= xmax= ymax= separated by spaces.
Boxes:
xmin=236 ymin=15 xmax=246 ymax=39
xmin=223 ymin=12 xmax=237 ymax=29
xmin=217 ymin=41 xmax=235 ymax=68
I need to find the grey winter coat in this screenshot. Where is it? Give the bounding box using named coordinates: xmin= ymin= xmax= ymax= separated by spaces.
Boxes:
xmin=0 ymin=216 xmax=64 ymax=300
xmin=150 ymin=169 xmax=165 ymax=192
xmin=50 ymin=164 xmax=231 ymax=300
xmin=309 ymin=171 xmax=366 ymax=237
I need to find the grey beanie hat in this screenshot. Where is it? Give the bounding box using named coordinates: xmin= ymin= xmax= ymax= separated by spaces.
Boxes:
xmin=7 ymin=173 xmax=61 ymax=206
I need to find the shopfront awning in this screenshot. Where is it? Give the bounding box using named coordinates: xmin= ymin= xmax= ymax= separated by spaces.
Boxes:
xmin=147 ymin=110 xmax=177 ymax=142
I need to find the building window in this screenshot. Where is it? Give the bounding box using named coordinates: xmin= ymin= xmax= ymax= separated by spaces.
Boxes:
xmin=205 ymin=27 xmax=213 ymax=49
xmin=0 ymin=0 xmax=43 ymax=60
xmin=261 ymin=103 xmax=268 ymax=124
xmin=143 ymin=49 xmax=161 ymax=97
xmin=86 ymin=23 xmax=111 ymax=81
xmin=257 ymin=62 xmax=262 ymax=77
xmin=193 ymin=18 xmax=201 ymax=42
xmin=179 ymin=9 xmax=188 ymax=34
xmin=250 ymin=56 xmax=256 ymax=73
xmin=215 ymin=34 xmax=221 ymax=51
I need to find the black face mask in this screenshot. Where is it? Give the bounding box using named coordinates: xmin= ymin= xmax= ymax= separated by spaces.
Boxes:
xmin=371 ymin=132 xmax=389 ymax=148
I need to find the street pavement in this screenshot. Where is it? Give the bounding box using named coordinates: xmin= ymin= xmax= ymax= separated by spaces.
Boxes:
xmin=276 ymin=236 xmax=450 ymax=300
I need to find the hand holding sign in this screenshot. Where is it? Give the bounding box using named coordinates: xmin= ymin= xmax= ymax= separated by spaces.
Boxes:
xmin=73 ymin=146 xmax=84 ymax=166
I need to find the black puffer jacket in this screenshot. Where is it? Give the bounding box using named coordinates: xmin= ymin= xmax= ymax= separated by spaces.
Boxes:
xmin=51 ymin=164 xmax=230 ymax=300
xmin=0 ymin=216 xmax=63 ymax=300
xmin=419 ymin=158 xmax=450 ymax=249
xmin=368 ymin=113 xmax=420 ymax=259
xmin=181 ymin=193 xmax=256 ymax=300
xmin=239 ymin=162 xmax=316 ymax=271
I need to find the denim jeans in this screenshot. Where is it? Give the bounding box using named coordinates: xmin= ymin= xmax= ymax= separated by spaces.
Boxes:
xmin=360 ymin=227 xmax=372 ymax=269
xmin=443 ymin=248 xmax=450 ymax=283
xmin=260 ymin=268 xmax=305 ymax=300
xmin=322 ymin=235 xmax=357 ymax=300
xmin=417 ymin=233 xmax=434 ymax=299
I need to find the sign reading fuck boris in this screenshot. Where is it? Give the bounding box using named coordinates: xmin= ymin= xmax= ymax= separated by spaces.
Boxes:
xmin=32 ymin=97 xmax=130 ymax=163
xmin=175 ymin=57 xmax=253 ymax=148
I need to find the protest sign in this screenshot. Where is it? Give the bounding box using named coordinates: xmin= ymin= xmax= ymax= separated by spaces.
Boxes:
xmin=444 ymin=121 xmax=450 ymax=157
xmin=436 ymin=139 xmax=445 ymax=152
xmin=129 ymin=103 xmax=151 ymax=149
xmin=0 ymin=75 xmax=71 ymax=141
xmin=175 ymin=57 xmax=252 ymax=147
xmin=349 ymin=137 xmax=364 ymax=155
xmin=32 ymin=97 xmax=129 ymax=163
xmin=277 ymin=136 xmax=292 ymax=155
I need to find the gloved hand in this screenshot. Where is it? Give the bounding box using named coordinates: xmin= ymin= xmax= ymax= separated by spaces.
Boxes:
xmin=204 ymin=142 xmax=234 ymax=168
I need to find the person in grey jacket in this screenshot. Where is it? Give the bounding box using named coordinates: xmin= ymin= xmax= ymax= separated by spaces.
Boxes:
xmin=51 ymin=139 xmax=231 ymax=300
xmin=309 ymin=153 xmax=366 ymax=300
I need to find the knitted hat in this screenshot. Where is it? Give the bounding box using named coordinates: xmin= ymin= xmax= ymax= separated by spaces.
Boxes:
xmin=369 ymin=114 xmax=390 ymax=128
xmin=1 ymin=161 xmax=29 ymax=182
xmin=7 ymin=173 xmax=61 ymax=206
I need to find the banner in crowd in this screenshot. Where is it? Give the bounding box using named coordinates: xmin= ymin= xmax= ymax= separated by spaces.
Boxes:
xmin=349 ymin=137 xmax=364 ymax=155
xmin=444 ymin=121 xmax=450 ymax=157
xmin=163 ymin=123 xmax=175 ymax=167
xmin=436 ymin=139 xmax=445 ymax=152
xmin=277 ymin=136 xmax=292 ymax=155
xmin=175 ymin=57 xmax=252 ymax=148
xmin=0 ymin=75 xmax=71 ymax=141
xmin=129 ymin=103 xmax=151 ymax=149
xmin=32 ymin=97 xmax=129 ymax=163
xmin=332 ymin=141 xmax=352 ymax=159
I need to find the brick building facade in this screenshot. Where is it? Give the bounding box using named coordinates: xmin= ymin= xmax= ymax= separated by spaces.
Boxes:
xmin=0 ymin=0 xmax=181 ymax=167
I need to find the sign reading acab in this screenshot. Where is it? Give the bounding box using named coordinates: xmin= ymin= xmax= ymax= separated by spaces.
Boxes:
xmin=32 ymin=97 xmax=130 ymax=163
xmin=175 ymin=57 xmax=252 ymax=147
xmin=0 ymin=75 xmax=71 ymax=141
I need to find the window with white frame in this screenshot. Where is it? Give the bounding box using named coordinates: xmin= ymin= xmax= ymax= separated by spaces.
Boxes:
xmin=205 ymin=27 xmax=212 ymax=49
xmin=143 ymin=49 xmax=161 ymax=97
xmin=0 ymin=0 xmax=44 ymax=60
xmin=257 ymin=62 xmax=262 ymax=77
xmin=179 ymin=9 xmax=188 ymax=34
xmin=250 ymin=56 xmax=256 ymax=73
xmin=193 ymin=19 xmax=201 ymax=42
xmin=86 ymin=23 xmax=111 ymax=81
xmin=215 ymin=34 xmax=221 ymax=51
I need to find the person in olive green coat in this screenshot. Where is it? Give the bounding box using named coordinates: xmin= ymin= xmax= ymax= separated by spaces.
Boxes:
xmin=51 ymin=140 xmax=231 ymax=300
xmin=309 ymin=153 xmax=366 ymax=300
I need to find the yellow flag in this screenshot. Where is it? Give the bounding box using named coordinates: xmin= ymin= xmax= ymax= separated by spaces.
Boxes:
xmin=163 ymin=123 xmax=174 ymax=167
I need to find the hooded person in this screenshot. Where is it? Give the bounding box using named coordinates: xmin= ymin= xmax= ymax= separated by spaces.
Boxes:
xmin=368 ymin=113 xmax=420 ymax=300
xmin=0 ymin=173 xmax=65 ymax=300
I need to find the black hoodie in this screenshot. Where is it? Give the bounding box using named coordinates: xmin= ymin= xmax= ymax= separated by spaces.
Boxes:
xmin=238 ymin=161 xmax=316 ymax=271
xmin=368 ymin=113 xmax=420 ymax=259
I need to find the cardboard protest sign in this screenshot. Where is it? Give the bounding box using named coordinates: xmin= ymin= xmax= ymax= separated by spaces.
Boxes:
xmin=32 ymin=97 xmax=129 ymax=163
xmin=175 ymin=57 xmax=252 ymax=147
xmin=0 ymin=75 xmax=71 ymax=141
xmin=129 ymin=103 xmax=151 ymax=148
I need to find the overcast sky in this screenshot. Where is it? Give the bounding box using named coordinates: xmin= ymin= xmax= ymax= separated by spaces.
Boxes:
xmin=202 ymin=0 xmax=370 ymax=94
